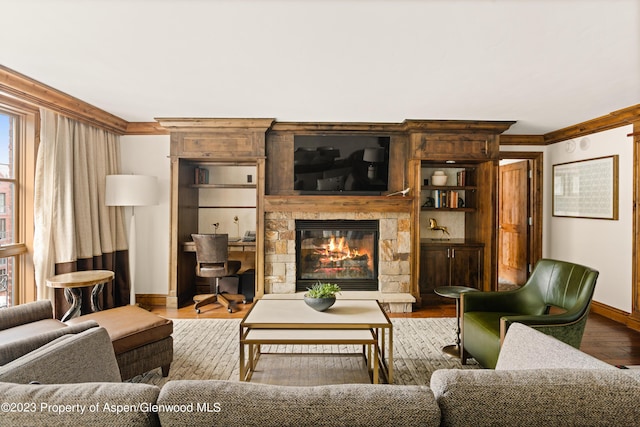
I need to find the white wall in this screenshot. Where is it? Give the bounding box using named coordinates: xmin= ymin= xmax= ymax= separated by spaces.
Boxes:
xmin=119 ymin=135 xmax=171 ymax=295
xmin=545 ymin=126 xmax=633 ymax=312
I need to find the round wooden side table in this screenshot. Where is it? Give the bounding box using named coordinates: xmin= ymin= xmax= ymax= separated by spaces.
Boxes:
xmin=434 ymin=285 xmax=480 ymax=358
xmin=46 ymin=270 xmax=115 ymax=322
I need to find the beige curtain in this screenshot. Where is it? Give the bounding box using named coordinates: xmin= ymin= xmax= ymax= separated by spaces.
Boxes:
xmin=34 ymin=109 xmax=129 ymax=317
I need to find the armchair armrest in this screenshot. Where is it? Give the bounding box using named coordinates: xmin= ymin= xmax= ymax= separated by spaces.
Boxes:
xmin=0 ymin=320 xmax=99 ymax=365
xmin=0 ymin=300 xmax=53 ymax=331
xmin=0 ymin=326 xmax=121 ymax=384
xmin=461 ymin=289 xmax=544 ymax=314
xmin=501 ymin=311 xmax=582 ymax=329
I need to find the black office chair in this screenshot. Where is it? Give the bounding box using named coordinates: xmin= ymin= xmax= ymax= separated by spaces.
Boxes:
xmin=191 ymin=233 xmax=244 ymax=313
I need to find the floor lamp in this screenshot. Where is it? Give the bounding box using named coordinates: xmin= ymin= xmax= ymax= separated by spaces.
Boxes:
xmin=105 ymin=174 xmax=158 ymax=305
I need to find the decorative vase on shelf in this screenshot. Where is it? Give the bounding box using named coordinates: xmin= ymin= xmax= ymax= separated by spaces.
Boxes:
xmin=431 ymin=170 xmax=448 ymax=186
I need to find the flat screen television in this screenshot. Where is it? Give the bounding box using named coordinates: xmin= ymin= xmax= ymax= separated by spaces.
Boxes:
xmin=293 ymin=135 xmax=390 ymax=195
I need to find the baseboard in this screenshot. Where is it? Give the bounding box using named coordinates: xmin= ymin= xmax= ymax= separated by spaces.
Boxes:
xmin=590 ymin=300 xmax=635 ymax=328
xmin=627 ymin=312 xmax=640 ymax=332
xmin=136 ymin=294 xmax=167 ymax=307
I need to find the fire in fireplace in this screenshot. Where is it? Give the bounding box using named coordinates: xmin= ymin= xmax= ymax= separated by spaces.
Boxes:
xmin=295 ymin=220 xmax=379 ymax=291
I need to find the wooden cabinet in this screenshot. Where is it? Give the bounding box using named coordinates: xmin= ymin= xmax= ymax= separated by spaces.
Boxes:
xmin=157 ymin=118 xmax=513 ymax=308
xmin=414 ymin=156 xmax=498 ymax=302
xmin=419 ymin=242 xmax=483 ymax=300
xmin=158 ymin=118 xmax=272 ymax=308
xmin=412 ymin=134 xmax=500 ymax=160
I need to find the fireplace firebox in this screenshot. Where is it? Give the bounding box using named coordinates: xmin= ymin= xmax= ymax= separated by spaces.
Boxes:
xmin=295 ymin=220 xmax=379 ymax=292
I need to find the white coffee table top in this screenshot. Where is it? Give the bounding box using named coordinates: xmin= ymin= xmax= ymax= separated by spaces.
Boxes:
xmin=242 ymin=299 xmax=391 ymax=328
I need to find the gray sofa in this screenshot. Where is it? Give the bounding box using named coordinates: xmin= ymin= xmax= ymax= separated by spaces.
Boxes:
xmin=1 ymin=316 xmax=639 ymax=426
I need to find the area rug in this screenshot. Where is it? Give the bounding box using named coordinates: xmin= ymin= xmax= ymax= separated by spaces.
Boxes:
xmin=130 ymin=317 xmax=479 ymax=387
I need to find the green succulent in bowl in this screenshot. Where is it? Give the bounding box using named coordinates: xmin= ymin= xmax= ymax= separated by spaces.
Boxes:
xmin=305 ymin=282 xmax=342 ymax=299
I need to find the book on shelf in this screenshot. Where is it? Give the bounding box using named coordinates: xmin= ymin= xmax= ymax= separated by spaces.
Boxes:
xmin=433 ymin=190 xmax=441 ymax=208
xmin=456 ymin=170 xmax=466 ymax=186
xmin=432 ymin=189 xmax=461 ymax=208
xmin=194 ymin=167 xmax=209 ymax=184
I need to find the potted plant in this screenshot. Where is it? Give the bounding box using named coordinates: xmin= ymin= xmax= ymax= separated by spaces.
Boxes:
xmin=303 ymin=282 xmax=341 ymax=311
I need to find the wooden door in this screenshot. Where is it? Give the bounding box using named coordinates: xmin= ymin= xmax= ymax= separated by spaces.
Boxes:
xmin=450 ymin=246 xmax=483 ymax=289
xmin=498 ymin=160 xmax=529 ymax=286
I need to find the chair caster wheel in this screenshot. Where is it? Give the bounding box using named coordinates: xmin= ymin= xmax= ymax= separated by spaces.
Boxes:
xmin=196 ymin=309 xmax=200 ymax=314
xmin=243 ymin=300 xmax=247 ymax=304
xmin=227 ymin=308 xmax=232 ymax=313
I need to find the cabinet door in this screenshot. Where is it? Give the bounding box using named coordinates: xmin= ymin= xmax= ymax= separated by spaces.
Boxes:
xmin=449 ymin=246 xmax=483 ymax=289
xmin=420 ymin=246 xmax=450 ymax=294
xmin=416 ymin=135 xmax=498 ymax=160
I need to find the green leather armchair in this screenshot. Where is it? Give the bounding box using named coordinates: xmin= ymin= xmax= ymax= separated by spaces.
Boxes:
xmin=460 ymin=258 xmax=599 ymax=369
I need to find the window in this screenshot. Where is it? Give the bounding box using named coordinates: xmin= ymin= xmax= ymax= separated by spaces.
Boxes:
xmin=0 ymin=103 xmax=36 ymax=307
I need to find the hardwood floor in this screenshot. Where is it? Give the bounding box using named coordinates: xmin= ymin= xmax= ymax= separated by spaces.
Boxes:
xmin=150 ymin=302 xmax=640 ymax=367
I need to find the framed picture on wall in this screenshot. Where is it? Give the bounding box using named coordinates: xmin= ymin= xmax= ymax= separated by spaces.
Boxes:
xmin=552 ymin=155 xmax=619 ymax=220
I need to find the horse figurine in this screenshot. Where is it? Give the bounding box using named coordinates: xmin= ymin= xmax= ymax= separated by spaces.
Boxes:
xmin=428 ymin=218 xmax=450 ymax=236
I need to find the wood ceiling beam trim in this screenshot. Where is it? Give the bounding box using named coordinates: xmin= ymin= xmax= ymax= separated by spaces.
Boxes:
xmin=544 ymin=104 xmax=640 ymax=144
xmin=499 ymin=135 xmax=546 ymax=145
xmin=125 ymin=122 xmax=169 ymax=135
xmin=402 ymin=119 xmax=516 ymax=134
xmin=0 ymin=65 xmax=128 ymax=134
xmin=155 ymin=118 xmax=275 ymax=130
xmin=271 ymin=122 xmax=405 ymax=133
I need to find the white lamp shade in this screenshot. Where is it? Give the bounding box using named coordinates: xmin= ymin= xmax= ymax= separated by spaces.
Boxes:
xmin=105 ymin=175 xmax=158 ymax=207
xmin=363 ymin=147 xmax=385 ymax=163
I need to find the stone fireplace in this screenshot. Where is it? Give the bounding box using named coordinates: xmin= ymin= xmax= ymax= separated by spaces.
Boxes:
xmin=264 ymin=210 xmax=414 ymax=312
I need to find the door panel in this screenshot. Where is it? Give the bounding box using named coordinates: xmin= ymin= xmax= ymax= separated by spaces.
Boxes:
xmin=498 ymin=161 xmax=529 ymax=285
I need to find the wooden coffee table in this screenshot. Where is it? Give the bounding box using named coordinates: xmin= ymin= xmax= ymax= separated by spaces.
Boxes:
xmin=239 ymin=299 xmax=393 ymax=384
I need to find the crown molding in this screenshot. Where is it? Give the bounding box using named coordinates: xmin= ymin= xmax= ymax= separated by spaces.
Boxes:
xmin=0 ymin=65 xmax=128 ymax=134
xmin=499 ymin=135 xmax=546 ymax=145
xmin=544 ymin=104 xmax=640 ymax=144
xmin=125 ymin=122 xmax=169 ymax=135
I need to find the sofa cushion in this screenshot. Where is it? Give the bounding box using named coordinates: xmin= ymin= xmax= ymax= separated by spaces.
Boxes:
xmin=157 ymin=380 xmax=440 ymax=427
xmin=0 ymin=381 xmax=161 ymax=427
xmin=430 ymin=368 xmax=640 ymax=427
xmin=66 ymin=306 xmax=173 ymax=354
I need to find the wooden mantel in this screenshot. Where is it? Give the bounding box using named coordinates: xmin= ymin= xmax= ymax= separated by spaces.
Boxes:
xmin=264 ymin=195 xmax=413 ymax=213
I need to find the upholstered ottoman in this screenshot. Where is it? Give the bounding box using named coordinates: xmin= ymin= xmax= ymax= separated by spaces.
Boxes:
xmin=67 ymin=305 xmax=173 ymax=380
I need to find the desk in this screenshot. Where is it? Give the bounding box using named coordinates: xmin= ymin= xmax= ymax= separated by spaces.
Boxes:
xmin=46 ymin=270 xmax=115 ymax=321
xmin=183 ymin=240 xmax=256 ymax=272
xmin=182 ymin=240 xmax=256 ymax=253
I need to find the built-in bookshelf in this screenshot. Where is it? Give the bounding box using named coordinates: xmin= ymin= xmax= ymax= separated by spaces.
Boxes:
xmin=420 ymin=165 xmax=477 ymax=212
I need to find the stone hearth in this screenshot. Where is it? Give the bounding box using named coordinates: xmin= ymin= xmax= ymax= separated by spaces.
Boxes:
xmin=264 ymin=211 xmax=415 ymax=312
